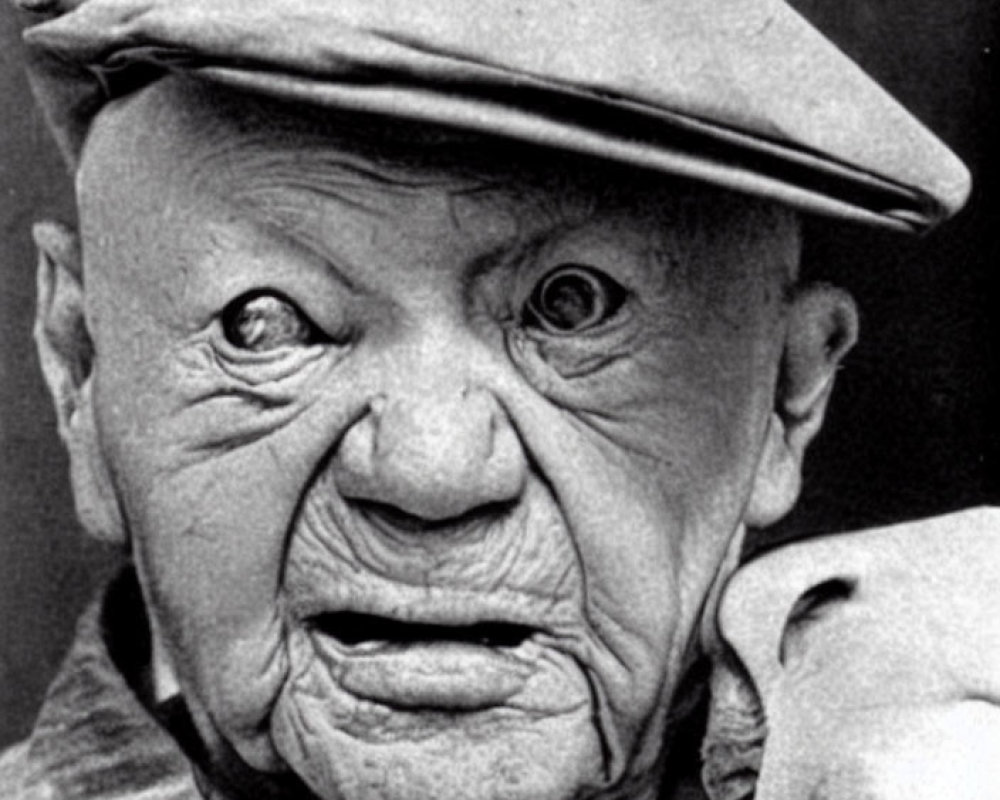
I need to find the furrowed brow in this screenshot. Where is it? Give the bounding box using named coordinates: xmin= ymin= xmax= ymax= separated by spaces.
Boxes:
xmin=227 ymin=185 xmax=367 ymax=294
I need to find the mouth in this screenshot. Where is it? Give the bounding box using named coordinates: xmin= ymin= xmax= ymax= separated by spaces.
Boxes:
xmin=310 ymin=611 xmax=536 ymax=650
xmin=307 ymin=611 xmax=539 ymax=710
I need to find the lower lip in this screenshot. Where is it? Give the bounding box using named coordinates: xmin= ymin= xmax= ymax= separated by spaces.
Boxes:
xmin=312 ymin=635 xmax=534 ymax=711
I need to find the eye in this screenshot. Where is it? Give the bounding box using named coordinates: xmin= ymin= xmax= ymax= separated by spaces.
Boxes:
xmin=524 ymin=264 xmax=628 ymax=334
xmin=221 ymin=291 xmax=321 ymax=351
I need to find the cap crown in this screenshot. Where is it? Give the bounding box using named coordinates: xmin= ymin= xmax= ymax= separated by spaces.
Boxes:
xmin=16 ymin=0 xmax=971 ymax=230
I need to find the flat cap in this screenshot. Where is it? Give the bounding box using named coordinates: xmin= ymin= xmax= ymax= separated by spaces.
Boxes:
xmin=14 ymin=0 xmax=971 ymax=232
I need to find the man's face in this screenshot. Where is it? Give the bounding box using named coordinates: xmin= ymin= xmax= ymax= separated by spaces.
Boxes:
xmin=74 ymin=77 xmax=795 ymax=800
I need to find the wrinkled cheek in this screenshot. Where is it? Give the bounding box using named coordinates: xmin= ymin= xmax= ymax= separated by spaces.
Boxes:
xmin=505 ymin=415 xmax=727 ymax=787
xmin=571 ymin=500 xmax=683 ymax=784
xmin=270 ymin=630 xmax=606 ymax=800
xmin=532 ymin=451 xmax=683 ymax=746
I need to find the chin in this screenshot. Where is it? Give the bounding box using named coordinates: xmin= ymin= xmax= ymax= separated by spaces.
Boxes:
xmin=267 ymin=626 xmax=609 ymax=800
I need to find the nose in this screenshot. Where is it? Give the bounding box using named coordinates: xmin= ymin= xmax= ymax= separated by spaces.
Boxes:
xmin=333 ymin=387 xmax=528 ymax=524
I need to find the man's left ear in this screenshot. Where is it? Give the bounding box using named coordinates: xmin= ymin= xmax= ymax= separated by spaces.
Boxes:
xmin=745 ymin=283 xmax=859 ymax=528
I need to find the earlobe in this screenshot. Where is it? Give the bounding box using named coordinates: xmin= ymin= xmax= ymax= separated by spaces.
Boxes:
xmin=745 ymin=284 xmax=858 ymax=528
xmin=33 ymin=220 xmax=125 ymax=543
xmin=744 ymin=419 xmax=802 ymax=529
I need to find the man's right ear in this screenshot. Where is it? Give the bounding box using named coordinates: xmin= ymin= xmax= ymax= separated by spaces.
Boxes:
xmin=33 ymin=221 xmax=125 ymax=544
xmin=743 ymin=283 xmax=859 ymax=529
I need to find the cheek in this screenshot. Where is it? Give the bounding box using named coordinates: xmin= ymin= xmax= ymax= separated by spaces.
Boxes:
xmin=507 ymin=304 xmax=780 ymax=738
xmin=645 ymin=278 xmax=783 ymax=481
xmin=89 ymin=332 xmax=374 ymax=759
xmin=540 ymin=308 xmax=778 ymax=495
xmin=595 ymin=310 xmax=780 ymax=605
xmin=641 ymin=341 xmax=775 ymax=484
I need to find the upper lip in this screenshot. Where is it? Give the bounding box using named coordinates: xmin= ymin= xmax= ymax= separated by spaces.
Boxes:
xmin=292 ymin=576 xmax=570 ymax=631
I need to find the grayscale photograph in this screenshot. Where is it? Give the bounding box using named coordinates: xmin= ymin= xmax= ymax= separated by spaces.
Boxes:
xmin=0 ymin=1 xmax=997 ymax=798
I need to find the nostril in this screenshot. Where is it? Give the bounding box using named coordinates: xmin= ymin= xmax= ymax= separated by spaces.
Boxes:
xmin=353 ymin=498 xmax=517 ymax=536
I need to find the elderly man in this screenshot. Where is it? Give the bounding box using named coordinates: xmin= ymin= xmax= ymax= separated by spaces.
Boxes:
xmin=1 ymin=1 xmax=997 ymax=799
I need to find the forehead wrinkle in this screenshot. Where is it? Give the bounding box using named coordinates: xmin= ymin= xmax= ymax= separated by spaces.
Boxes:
xmin=219 ymin=147 xmax=441 ymax=211
xmin=215 ymin=151 xmax=445 ymax=293
xmin=230 ymin=144 xmax=597 ymax=223
xmin=227 ymin=176 xmax=498 ymax=292
xmin=225 ymin=141 xmax=531 ymax=238
xmin=226 ymin=147 xmax=609 ymax=280
xmin=92 ymin=78 xmax=615 ymax=253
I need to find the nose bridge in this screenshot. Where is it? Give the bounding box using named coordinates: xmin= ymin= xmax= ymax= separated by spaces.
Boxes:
xmin=379 ymin=383 xmax=493 ymax=469
xmin=386 ymin=317 xmax=477 ymax=400
xmin=377 ymin=313 xmax=497 ymax=458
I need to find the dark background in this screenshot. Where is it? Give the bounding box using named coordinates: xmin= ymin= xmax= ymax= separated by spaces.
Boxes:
xmin=1 ymin=2 xmax=997 ymax=747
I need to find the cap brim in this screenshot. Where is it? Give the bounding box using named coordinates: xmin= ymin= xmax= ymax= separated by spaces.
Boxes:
xmin=198 ymin=63 xmax=940 ymax=232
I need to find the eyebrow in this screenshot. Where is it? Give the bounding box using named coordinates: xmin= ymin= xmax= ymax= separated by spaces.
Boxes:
xmin=228 ymin=184 xmax=367 ymax=294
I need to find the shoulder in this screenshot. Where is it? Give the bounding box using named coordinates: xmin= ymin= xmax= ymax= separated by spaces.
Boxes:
xmin=4 ymin=569 xmax=200 ymax=800
xmin=705 ymin=507 xmax=1000 ymax=800
xmin=720 ymin=505 xmax=1000 ymax=683
xmin=0 ymin=735 xmax=197 ymax=800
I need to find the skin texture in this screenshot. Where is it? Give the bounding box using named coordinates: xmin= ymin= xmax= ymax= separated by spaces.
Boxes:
xmin=33 ymin=76 xmax=857 ymax=800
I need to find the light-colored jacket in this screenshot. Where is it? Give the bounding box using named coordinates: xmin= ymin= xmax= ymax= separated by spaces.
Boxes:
xmin=0 ymin=587 xmax=199 ymax=800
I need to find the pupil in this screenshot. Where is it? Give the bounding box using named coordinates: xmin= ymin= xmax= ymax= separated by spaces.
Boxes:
xmin=541 ymin=274 xmax=597 ymax=330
